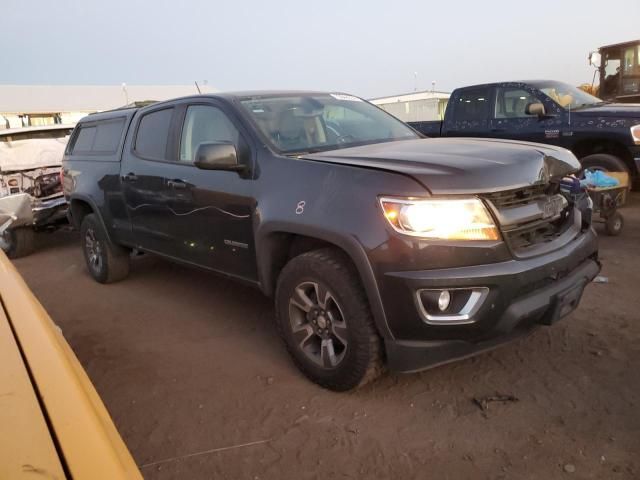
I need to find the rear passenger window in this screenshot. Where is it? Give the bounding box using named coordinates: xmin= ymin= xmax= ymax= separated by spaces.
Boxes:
xmin=69 ymin=118 xmax=125 ymax=154
xmin=92 ymin=118 xmax=125 ymax=152
xmin=454 ymin=88 xmax=490 ymax=122
xmin=135 ymin=108 xmax=173 ymax=160
xmin=71 ymin=126 xmax=96 ymax=152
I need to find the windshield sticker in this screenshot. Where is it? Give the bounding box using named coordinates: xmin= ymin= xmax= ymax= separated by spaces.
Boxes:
xmin=330 ymin=94 xmax=362 ymax=102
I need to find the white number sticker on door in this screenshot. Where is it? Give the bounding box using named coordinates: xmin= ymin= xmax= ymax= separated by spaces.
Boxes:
xmin=295 ymin=201 xmax=306 ymax=215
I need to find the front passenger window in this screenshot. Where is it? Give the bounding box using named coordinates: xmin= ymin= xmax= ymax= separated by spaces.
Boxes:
xmin=180 ymin=105 xmax=239 ymax=162
xmin=495 ymin=88 xmax=539 ymax=118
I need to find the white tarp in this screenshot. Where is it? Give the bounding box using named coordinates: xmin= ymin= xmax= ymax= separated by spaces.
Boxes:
xmin=0 ymin=137 xmax=68 ymax=172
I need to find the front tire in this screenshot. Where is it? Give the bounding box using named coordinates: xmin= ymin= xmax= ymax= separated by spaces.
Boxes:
xmin=581 ymin=153 xmax=628 ymax=174
xmin=275 ymin=248 xmax=383 ymax=391
xmin=80 ymin=213 xmax=130 ymax=283
xmin=1 ymin=227 xmax=35 ymax=259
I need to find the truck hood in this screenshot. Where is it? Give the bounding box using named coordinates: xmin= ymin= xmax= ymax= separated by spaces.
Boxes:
xmin=572 ymin=102 xmax=640 ymax=118
xmin=302 ymin=138 xmax=580 ymax=194
xmin=0 ymin=138 xmax=66 ymax=172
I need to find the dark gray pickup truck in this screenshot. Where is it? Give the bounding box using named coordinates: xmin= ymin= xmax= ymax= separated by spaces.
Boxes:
xmin=409 ymin=80 xmax=640 ymax=182
xmin=62 ymin=91 xmax=599 ymax=390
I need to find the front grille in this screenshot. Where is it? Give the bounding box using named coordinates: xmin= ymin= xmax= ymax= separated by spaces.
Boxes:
xmin=484 ymin=184 xmax=556 ymax=208
xmin=482 ymin=183 xmax=573 ymax=255
xmin=504 ymin=216 xmax=571 ymax=251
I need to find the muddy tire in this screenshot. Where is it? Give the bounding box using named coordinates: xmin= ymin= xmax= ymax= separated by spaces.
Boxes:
xmin=275 ymin=248 xmax=383 ymax=391
xmin=581 ymin=153 xmax=628 ymax=174
xmin=80 ymin=213 xmax=130 ymax=283
xmin=604 ymin=212 xmax=624 ymax=236
xmin=1 ymin=227 xmax=35 ymax=259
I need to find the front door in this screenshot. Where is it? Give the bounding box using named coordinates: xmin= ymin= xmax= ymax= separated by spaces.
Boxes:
xmin=121 ymin=102 xmax=258 ymax=281
xmin=166 ymin=102 xmax=257 ymax=281
xmin=489 ymin=86 xmax=559 ymax=145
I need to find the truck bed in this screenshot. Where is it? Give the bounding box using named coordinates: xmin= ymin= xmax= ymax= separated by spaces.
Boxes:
xmin=408 ymin=120 xmax=442 ymax=137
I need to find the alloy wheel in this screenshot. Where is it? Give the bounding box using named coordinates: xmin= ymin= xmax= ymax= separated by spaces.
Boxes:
xmin=288 ymin=281 xmax=348 ymax=369
xmin=85 ymin=228 xmax=103 ymax=273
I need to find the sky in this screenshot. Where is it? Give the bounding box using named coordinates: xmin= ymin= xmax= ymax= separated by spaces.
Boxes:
xmin=1 ymin=0 xmax=639 ymax=99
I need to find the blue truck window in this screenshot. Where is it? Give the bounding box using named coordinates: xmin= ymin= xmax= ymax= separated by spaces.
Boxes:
xmin=454 ymin=88 xmax=490 ymax=121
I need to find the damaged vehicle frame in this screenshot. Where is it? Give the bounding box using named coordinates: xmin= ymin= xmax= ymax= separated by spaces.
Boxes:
xmin=63 ymin=92 xmax=600 ymax=391
xmin=0 ymin=125 xmax=72 ymax=258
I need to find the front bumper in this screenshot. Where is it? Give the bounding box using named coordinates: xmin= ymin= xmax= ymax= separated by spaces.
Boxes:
xmin=32 ymin=195 xmax=67 ymax=226
xmin=380 ymin=229 xmax=599 ymax=373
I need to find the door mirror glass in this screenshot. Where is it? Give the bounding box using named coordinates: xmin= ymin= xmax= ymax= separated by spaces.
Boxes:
xmin=194 ymin=142 xmax=244 ymax=171
xmin=525 ymin=102 xmax=546 ymax=117
xmin=589 ymin=51 xmax=602 ymax=68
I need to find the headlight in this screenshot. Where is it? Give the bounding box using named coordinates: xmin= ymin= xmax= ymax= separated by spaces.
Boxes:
xmin=631 ymin=124 xmax=640 ymax=145
xmin=380 ymin=197 xmax=500 ymax=240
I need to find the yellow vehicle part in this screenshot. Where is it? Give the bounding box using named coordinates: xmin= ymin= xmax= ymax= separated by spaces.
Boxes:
xmin=0 ymin=301 xmax=66 ymax=479
xmin=0 ymin=251 xmax=142 ymax=479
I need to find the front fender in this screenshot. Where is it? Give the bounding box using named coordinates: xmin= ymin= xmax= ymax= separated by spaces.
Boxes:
xmin=255 ymin=221 xmax=395 ymax=340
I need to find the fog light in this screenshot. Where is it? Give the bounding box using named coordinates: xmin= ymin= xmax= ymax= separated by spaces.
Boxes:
xmin=417 ymin=287 xmax=489 ymax=325
xmin=438 ymin=290 xmax=451 ymax=311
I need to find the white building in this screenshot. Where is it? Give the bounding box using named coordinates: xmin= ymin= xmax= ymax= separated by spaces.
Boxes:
xmin=370 ymin=90 xmax=450 ymax=122
xmin=0 ymin=84 xmax=216 ymax=130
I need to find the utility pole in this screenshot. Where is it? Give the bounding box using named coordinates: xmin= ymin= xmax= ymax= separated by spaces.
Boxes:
xmin=122 ymin=83 xmax=129 ymax=106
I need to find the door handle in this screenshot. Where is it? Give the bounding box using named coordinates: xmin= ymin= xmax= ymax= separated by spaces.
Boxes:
xmin=167 ymin=179 xmax=187 ymax=189
xmin=122 ymin=173 xmax=138 ymax=182
xmin=490 ymin=128 xmax=506 ymax=133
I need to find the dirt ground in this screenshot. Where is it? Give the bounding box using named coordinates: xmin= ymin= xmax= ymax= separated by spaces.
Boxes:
xmin=13 ymin=194 xmax=640 ymax=480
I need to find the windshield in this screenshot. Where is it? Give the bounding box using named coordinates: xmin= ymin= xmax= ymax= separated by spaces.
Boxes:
xmin=239 ymin=93 xmax=418 ymax=154
xmin=531 ymin=81 xmax=603 ymax=109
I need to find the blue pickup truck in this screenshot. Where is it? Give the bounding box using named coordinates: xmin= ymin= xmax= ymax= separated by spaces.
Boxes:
xmin=409 ymin=80 xmax=640 ymax=182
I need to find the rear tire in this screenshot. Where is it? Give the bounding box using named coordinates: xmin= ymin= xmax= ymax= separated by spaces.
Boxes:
xmin=1 ymin=227 xmax=35 ymax=259
xmin=581 ymin=153 xmax=628 ymax=174
xmin=275 ymin=248 xmax=383 ymax=391
xmin=604 ymin=212 xmax=623 ymax=236
xmin=80 ymin=213 xmax=130 ymax=283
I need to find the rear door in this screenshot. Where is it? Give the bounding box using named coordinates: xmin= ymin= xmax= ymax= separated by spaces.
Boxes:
xmin=120 ymin=105 xmax=180 ymax=257
xmin=442 ymin=87 xmax=492 ymax=137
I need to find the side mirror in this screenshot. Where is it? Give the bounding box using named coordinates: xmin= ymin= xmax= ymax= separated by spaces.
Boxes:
xmin=194 ymin=142 xmax=245 ymax=172
xmin=588 ymin=51 xmax=602 ymax=68
xmin=525 ymin=102 xmax=546 ymax=117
